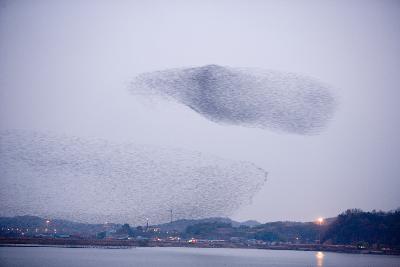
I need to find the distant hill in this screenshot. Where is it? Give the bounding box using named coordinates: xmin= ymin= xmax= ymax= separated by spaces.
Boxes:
xmin=251 ymin=221 xmax=322 ymax=243
xmin=0 ymin=215 xmax=260 ymax=237
xmin=1 ymin=209 xmax=399 ymax=248
xmin=322 ymin=209 xmax=400 ymax=247
xmin=239 ymin=220 xmax=261 ymax=227
xmin=155 ymin=217 xmax=261 ymax=232
xmin=0 ymin=215 xmax=120 ymax=237
xmin=0 ymin=215 xmax=46 ymax=228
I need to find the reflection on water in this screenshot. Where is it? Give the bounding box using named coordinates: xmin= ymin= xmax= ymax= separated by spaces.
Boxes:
xmin=316 ymin=251 xmax=324 ymax=267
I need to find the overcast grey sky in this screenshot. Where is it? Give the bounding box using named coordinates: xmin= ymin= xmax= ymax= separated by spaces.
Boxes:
xmin=1 ymin=0 xmax=399 ymax=223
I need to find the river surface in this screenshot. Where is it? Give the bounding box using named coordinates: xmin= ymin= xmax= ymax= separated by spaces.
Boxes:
xmin=1 ymin=246 xmax=400 ymax=267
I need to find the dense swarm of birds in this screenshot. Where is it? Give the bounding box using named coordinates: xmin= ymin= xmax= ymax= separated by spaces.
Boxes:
xmin=0 ymin=65 xmax=338 ymax=224
xmin=0 ymin=130 xmax=267 ymax=225
xmin=131 ymin=65 xmax=337 ymax=134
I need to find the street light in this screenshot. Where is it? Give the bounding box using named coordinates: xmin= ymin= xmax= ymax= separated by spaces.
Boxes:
xmin=45 ymin=220 xmax=50 ymax=233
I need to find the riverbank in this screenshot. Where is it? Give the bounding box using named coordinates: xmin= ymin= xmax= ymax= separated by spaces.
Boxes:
xmin=1 ymin=237 xmax=399 ymax=256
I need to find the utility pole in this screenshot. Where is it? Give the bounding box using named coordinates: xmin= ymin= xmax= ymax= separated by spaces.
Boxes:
xmin=169 ymin=209 xmax=173 ymax=224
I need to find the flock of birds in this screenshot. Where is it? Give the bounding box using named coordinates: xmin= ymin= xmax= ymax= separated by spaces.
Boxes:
xmin=0 ymin=65 xmax=337 ymax=224
xmin=131 ymin=65 xmax=337 ymax=134
xmin=0 ymin=130 xmax=267 ymax=224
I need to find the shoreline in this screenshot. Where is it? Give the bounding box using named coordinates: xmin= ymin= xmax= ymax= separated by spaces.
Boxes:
xmin=1 ymin=238 xmax=399 ymax=256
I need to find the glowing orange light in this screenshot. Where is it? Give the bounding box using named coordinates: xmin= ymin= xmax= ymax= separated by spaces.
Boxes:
xmin=316 ymin=251 xmax=324 ymax=267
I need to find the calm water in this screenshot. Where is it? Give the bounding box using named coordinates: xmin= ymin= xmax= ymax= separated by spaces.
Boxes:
xmin=0 ymin=246 xmax=400 ymax=267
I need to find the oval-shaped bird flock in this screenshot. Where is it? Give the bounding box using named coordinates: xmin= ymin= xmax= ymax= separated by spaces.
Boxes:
xmin=0 ymin=130 xmax=267 ymax=224
xmin=131 ymin=65 xmax=337 ymax=134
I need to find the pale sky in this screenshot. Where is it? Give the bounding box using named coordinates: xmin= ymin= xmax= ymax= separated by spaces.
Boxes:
xmin=1 ymin=0 xmax=399 ymax=223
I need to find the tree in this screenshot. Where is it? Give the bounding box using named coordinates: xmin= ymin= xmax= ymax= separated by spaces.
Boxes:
xmin=117 ymin=223 xmax=134 ymax=236
xmin=96 ymin=231 xmax=106 ymax=239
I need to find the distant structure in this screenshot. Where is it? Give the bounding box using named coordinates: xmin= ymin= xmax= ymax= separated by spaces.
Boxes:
xmin=169 ymin=209 xmax=173 ymax=224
